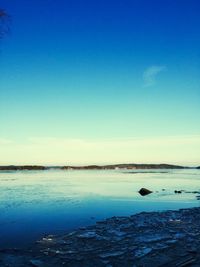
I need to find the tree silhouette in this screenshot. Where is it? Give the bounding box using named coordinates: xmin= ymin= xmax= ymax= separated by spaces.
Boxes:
xmin=0 ymin=9 xmax=10 ymax=38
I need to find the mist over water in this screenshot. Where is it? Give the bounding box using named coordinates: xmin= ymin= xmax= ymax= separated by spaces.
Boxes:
xmin=0 ymin=169 xmax=199 ymax=248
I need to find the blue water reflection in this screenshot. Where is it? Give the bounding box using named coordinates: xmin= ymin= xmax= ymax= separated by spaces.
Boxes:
xmin=0 ymin=169 xmax=199 ymax=248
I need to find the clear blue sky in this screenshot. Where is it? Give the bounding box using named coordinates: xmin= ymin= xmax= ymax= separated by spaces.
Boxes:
xmin=0 ymin=0 xmax=200 ymax=165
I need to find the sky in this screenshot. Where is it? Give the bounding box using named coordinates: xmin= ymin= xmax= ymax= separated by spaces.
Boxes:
xmin=0 ymin=0 xmax=200 ymax=166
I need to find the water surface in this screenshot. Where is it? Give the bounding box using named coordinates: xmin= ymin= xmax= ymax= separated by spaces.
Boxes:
xmin=0 ymin=169 xmax=199 ymax=248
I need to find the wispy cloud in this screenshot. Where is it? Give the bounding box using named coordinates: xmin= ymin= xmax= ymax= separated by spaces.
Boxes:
xmin=143 ymin=65 xmax=166 ymax=87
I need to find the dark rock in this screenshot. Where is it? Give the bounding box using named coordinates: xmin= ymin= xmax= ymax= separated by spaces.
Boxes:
xmin=185 ymin=191 xmax=200 ymax=194
xmin=139 ymin=188 xmax=153 ymax=196
xmin=174 ymin=190 xmax=182 ymax=194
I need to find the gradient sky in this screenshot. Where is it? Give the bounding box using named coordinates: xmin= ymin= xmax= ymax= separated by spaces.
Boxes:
xmin=0 ymin=0 xmax=200 ymax=165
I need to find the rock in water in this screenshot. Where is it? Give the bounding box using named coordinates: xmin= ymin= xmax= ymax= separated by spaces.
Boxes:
xmin=174 ymin=190 xmax=182 ymax=194
xmin=139 ymin=188 xmax=153 ymax=196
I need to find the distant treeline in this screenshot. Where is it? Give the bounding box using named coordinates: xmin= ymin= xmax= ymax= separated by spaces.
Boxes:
xmin=0 ymin=165 xmax=46 ymax=170
xmin=0 ymin=164 xmax=199 ymax=171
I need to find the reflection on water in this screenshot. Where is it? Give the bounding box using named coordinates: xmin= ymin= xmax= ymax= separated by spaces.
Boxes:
xmin=0 ymin=169 xmax=199 ymax=248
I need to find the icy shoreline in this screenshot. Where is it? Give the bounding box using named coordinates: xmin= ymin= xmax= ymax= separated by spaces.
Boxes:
xmin=1 ymin=207 xmax=200 ymax=266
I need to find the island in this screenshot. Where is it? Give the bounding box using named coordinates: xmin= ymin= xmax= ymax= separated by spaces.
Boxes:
xmin=0 ymin=163 xmax=195 ymax=171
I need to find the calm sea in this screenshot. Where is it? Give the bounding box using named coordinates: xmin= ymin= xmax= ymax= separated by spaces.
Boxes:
xmin=0 ymin=169 xmax=199 ymax=248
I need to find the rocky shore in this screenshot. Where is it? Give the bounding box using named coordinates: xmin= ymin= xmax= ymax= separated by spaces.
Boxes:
xmin=1 ymin=207 xmax=200 ymax=267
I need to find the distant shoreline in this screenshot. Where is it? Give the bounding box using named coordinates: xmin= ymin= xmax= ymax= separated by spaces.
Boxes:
xmin=0 ymin=164 xmax=199 ymax=171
